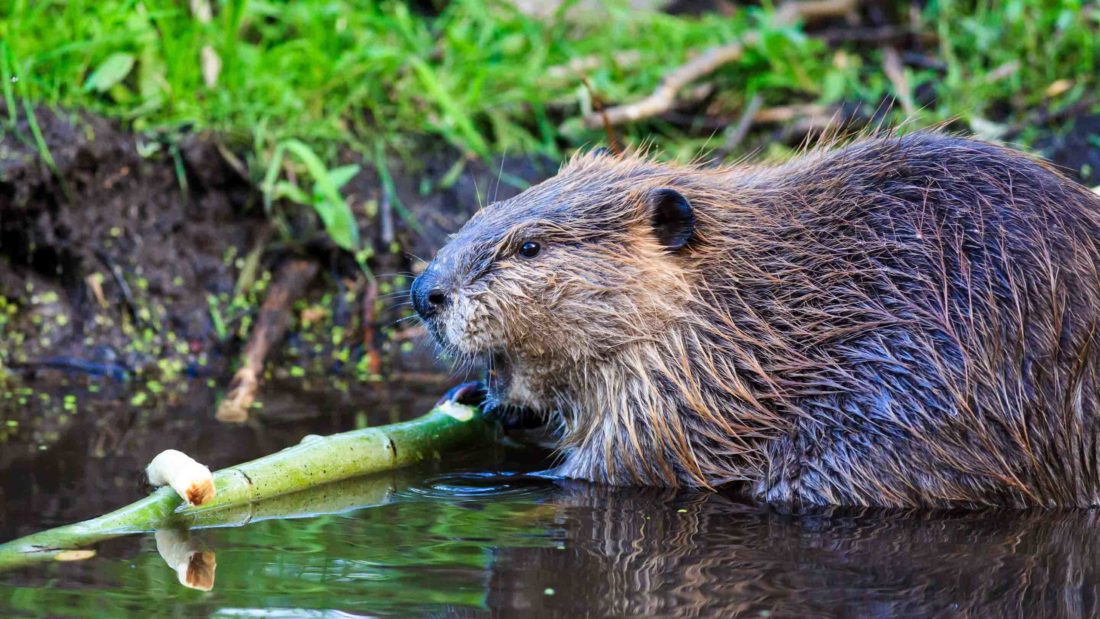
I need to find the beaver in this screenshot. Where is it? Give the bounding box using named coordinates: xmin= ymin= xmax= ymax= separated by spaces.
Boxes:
xmin=411 ymin=132 xmax=1100 ymax=508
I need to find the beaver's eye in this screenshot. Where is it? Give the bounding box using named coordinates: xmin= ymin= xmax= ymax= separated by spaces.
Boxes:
xmin=518 ymin=241 xmax=541 ymax=259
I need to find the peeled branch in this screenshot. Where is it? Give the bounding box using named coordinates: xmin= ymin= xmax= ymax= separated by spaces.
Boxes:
xmin=0 ymin=401 xmax=494 ymax=572
xmin=146 ymin=450 xmax=216 ymax=506
xmin=582 ymin=40 xmax=750 ymax=129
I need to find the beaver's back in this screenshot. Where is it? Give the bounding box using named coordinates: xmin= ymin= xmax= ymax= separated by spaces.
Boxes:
xmin=733 ymin=134 xmax=1100 ymax=506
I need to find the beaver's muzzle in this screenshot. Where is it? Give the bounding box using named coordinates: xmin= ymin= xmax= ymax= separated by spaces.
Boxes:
xmin=410 ymin=266 xmax=450 ymax=320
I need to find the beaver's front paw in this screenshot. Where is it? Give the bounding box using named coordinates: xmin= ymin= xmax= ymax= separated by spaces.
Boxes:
xmin=436 ymin=381 xmax=488 ymax=408
xmin=438 ymin=381 xmax=546 ymax=431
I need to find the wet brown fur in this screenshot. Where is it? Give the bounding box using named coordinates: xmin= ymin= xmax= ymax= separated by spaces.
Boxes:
xmin=421 ymin=132 xmax=1100 ymax=508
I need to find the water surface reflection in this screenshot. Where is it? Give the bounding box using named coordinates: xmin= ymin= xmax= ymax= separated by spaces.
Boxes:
xmin=7 ymin=469 xmax=1096 ymax=618
xmin=1 ymin=377 xmax=1096 ymax=618
xmin=483 ymin=482 xmax=1099 ymax=618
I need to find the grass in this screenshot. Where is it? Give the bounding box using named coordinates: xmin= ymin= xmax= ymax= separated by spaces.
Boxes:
xmin=0 ymin=1 xmax=780 ymax=159
xmin=0 ymin=1 xmax=1090 ymax=156
xmin=932 ymin=0 xmax=1099 ymax=141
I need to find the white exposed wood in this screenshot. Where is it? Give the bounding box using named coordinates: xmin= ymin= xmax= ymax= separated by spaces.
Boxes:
xmin=146 ymin=449 xmax=216 ymax=506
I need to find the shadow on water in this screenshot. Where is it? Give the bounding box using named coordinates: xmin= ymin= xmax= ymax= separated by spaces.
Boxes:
xmin=2 ymin=382 xmax=1098 ymax=618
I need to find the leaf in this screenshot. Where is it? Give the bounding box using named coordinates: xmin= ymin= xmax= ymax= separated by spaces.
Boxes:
xmin=326 ymin=164 xmax=360 ymax=191
xmin=272 ymin=180 xmax=310 ymax=204
xmin=84 ymin=53 xmax=136 ymax=93
xmin=280 ymin=139 xmax=360 ymax=252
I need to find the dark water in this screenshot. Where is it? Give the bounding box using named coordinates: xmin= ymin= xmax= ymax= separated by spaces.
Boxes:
xmin=1 ymin=380 xmax=1098 ymax=618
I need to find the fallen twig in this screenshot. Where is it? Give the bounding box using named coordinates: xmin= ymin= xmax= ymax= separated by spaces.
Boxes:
xmin=581 ymin=0 xmax=858 ymax=129
xmin=1003 ymin=97 xmax=1095 ymax=140
xmin=657 ymin=102 xmax=836 ymax=132
xmin=216 ymin=258 xmax=319 ymax=423
xmin=717 ymin=93 xmax=764 ymax=156
xmin=983 ymin=60 xmax=1020 ymax=85
xmin=582 ymin=40 xmax=750 ymax=129
xmin=774 ymin=0 xmax=859 ymax=25
xmin=882 ymin=47 xmax=915 ymax=116
xmin=545 ymin=50 xmax=643 ymax=81
xmin=754 ymin=102 xmax=834 ymax=124
xmin=580 ymin=75 xmax=623 ymax=154
xmin=818 ymin=25 xmax=920 ymax=46
xmin=779 ymin=112 xmax=848 ymax=143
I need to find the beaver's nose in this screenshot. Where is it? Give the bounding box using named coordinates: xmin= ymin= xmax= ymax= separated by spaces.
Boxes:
xmin=411 ymin=270 xmax=449 ymax=319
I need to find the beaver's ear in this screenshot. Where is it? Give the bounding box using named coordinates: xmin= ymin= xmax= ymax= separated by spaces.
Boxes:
xmin=647 ymin=188 xmax=695 ymax=251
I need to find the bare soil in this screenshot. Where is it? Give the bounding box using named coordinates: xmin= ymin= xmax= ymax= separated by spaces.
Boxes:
xmin=0 ymin=106 xmax=553 ymax=384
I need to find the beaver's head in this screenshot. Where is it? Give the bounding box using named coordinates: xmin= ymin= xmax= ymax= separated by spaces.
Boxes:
xmin=411 ymin=152 xmax=701 ymax=412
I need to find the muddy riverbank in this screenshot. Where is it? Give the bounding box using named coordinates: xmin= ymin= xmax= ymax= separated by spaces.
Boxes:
xmin=0 ymin=106 xmax=553 ymax=442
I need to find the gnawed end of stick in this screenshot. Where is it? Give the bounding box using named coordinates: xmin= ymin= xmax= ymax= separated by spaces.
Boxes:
xmin=184 ymin=551 xmax=217 ymax=591
xmin=146 ymin=449 xmax=216 ymax=506
xmin=215 ymin=370 xmax=258 ymax=423
xmin=186 ymin=479 xmax=216 ymax=506
xmin=439 ymin=400 xmax=475 ymax=422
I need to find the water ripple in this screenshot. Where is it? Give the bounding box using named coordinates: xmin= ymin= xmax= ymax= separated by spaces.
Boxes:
xmin=401 ymin=471 xmax=556 ymax=502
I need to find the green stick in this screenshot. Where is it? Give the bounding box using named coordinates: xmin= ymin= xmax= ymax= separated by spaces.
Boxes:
xmin=0 ymin=401 xmax=493 ymax=571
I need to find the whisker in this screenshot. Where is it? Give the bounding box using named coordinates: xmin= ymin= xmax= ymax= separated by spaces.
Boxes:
xmin=491 ymin=147 xmax=508 ymax=205
xmin=382 ymin=307 xmax=414 ymax=318
xmin=377 ymin=291 xmax=413 ymax=300
xmin=389 ymin=314 xmax=422 ymax=327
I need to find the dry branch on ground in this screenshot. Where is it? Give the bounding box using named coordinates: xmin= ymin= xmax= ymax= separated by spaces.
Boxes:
xmin=216 ymin=258 xmax=319 ymax=423
xmin=581 ymin=0 xmax=858 ymax=129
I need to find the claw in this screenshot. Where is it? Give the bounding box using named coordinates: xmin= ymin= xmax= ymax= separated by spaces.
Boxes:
xmin=436 ymin=381 xmax=487 ymax=408
xmin=436 ymin=381 xmax=546 ymax=431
